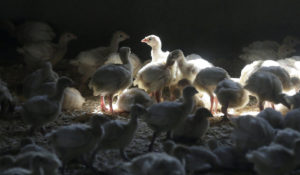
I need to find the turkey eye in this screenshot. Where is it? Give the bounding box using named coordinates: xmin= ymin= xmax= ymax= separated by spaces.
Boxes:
xmin=120 ymin=34 xmax=123 ymax=37
xmin=148 ymin=38 xmax=152 ymax=41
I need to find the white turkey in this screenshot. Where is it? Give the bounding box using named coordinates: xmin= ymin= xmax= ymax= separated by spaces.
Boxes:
xmin=133 ymin=50 xmax=179 ymax=102
xmin=141 ymin=34 xmax=169 ymax=62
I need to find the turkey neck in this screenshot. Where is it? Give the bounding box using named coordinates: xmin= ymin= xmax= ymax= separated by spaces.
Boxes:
xmin=50 ymin=83 xmax=66 ymax=102
xmin=151 ymin=42 xmax=163 ymax=61
xmin=181 ymin=94 xmax=195 ymax=116
xmin=109 ymin=36 xmax=120 ymax=53
xmin=129 ymin=111 xmax=138 ymax=125
xmin=177 ymin=56 xmax=187 ymax=71
xmin=52 ymin=38 xmax=70 ymax=65
xmin=126 ymin=112 xmax=139 ymax=136
xmin=120 ymin=53 xmax=133 ymax=74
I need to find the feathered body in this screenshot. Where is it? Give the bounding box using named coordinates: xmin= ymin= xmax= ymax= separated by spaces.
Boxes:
xmin=194 ymin=67 xmax=230 ymax=113
xmin=284 ymin=108 xmax=300 ymax=132
xmin=239 ymin=36 xmax=299 ymax=63
xmin=89 ymin=47 xmax=132 ymax=113
xmin=215 ymin=79 xmax=249 ymax=118
xmin=231 ymin=115 xmax=275 ymax=153
xmin=134 ymin=50 xmax=179 ymax=102
xmin=142 ymin=86 xmax=198 ymax=151
xmin=18 ymin=33 xmax=77 ymax=68
xmin=71 ymin=31 xmax=129 ymax=87
xmin=47 ymin=119 xmax=103 ymax=164
xmin=95 ymin=105 xmax=146 ymax=160
xmin=23 ymin=62 xmax=58 ymax=98
xmin=175 ymin=50 xmax=213 ymax=82
xmin=124 ymin=152 xmax=185 ymax=175
xmin=20 ymin=77 xmax=72 ymax=132
xmin=257 ymin=108 xmax=284 ymax=129
xmin=117 ymin=88 xmax=154 ymax=112
xmin=172 ymin=107 xmax=213 ymax=143
xmin=246 ymin=144 xmax=296 ymax=175
xmin=244 ymin=71 xmax=290 ymax=110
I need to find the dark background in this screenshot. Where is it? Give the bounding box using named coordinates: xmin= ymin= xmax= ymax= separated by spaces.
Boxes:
xmin=1 ymin=0 xmax=300 ymax=75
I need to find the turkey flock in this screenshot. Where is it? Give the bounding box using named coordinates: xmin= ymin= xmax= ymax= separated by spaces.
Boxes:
xmin=1 ymin=20 xmax=300 ymax=175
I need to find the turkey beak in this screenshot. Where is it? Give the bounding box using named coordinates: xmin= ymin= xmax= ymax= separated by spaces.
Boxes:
xmin=193 ymin=89 xmax=198 ymax=94
xmin=141 ymin=38 xmax=148 ymax=43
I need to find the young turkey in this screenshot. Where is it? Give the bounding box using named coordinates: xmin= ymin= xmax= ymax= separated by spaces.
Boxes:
xmin=71 ymin=31 xmax=130 ymax=89
xmin=116 ymin=88 xmax=154 ymax=113
xmin=244 ymin=71 xmax=290 ymax=111
xmin=239 ymin=36 xmax=299 ymax=63
xmin=141 ymin=86 xmax=198 ymax=151
xmin=246 ymin=143 xmax=297 ymax=175
xmin=141 ymin=34 xmax=169 ymax=62
xmin=46 ymin=115 xmax=104 ymax=172
xmin=163 ymin=140 xmax=220 ymax=175
xmin=123 ymin=152 xmax=185 ymax=175
xmin=93 ymin=104 xmax=146 ymax=160
xmin=256 ymin=108 xmax=284 ymax=129
xmin=134 ymin=50 xmax=179 ymax=102
xmin=215 ymin=79 xmax=249 ymax=120
xmin=172 ymin=49 xmax=213 ymax=82
xmin=20 ymin=77 xmax=73 ymax=134
xmin=273 ymin=128 xmax=300 ymax=149
xmin=88 ymin=47 xmax=132 ymax=114
xmin=17 ymin=33 xmax=77 ymax=69
xmin=172 ymin=107 xmax=213 ymax=143
xmin=22 ymin=61 xmax=58 ymax=99
xmin=193 ymin=67 xmax=230 ymax=114
xmin=231 ymin=115 xmax=275 ymax=153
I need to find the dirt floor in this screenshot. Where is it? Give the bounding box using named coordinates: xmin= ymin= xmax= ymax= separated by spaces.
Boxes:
xmin=0 ymin=61 xmax=261 ymax=175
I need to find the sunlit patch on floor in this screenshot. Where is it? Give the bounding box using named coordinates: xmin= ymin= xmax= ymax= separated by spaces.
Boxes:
xmin=92 ymin=102 xmax=119 ymax=114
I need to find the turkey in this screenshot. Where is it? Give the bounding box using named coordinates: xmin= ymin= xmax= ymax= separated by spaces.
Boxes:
xmin=71 ymin=31 xmax=130 ymax=89
xmin=88 ymin=47 xmax=133 ymax=114
xmin=17 ymin=32 xmax=77 ymax=69
xmin=239 ymin=36 xmax=299 ymax=63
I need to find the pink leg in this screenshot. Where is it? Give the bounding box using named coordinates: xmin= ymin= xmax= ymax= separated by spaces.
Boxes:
xmin=214 ymin=97 xmax=219 ymax=114
xmin=169 ymin=86 xmax=176 ymax=101
xmin=271 ymin=103 xmax=275 ymax=110
xmin=259 ymin=101 xmax=264 ymax=111
xmin=108 ymin=95 xmax=114 ymax=115
xmin=210 ymin=95 xmax=214 ymax=114
xmin=100 ymin=96 xmax=107 ymax=112
xmin=221 ymin=105 xmax=229 ymax=121
xmin=149 ymin=92 xmax=154 ymax=97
